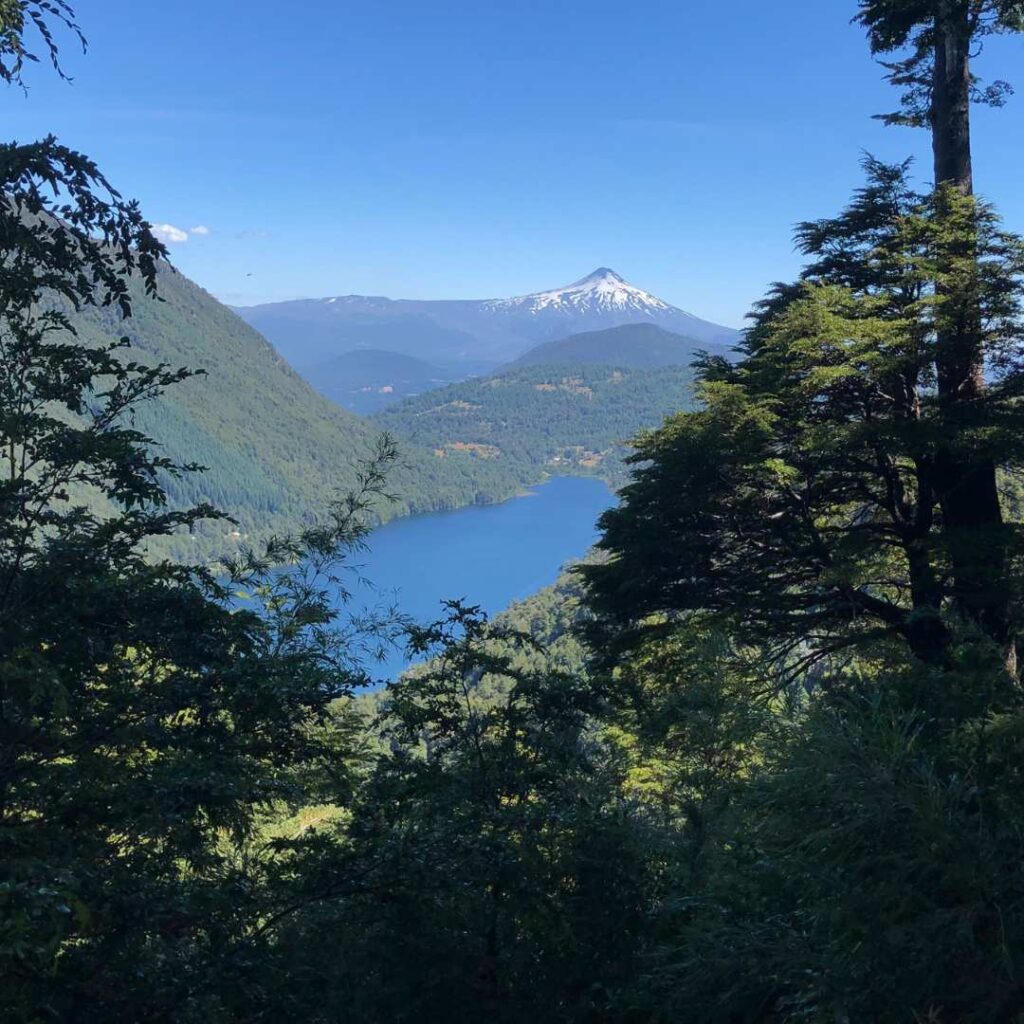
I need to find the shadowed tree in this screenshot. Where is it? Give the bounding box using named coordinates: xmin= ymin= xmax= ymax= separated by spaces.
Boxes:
xmin=583 ymin=161 xmax=1024 ymax=673
xmin=258 ymin=605 xmax=653 ymax=1024
xmin=856 ymin=0 xmax=1024 ymax=662
xmin=0 ymin=0 xmax=83 ymax=87
xmin=0 ymin=6 xmax=403 ymax=1017
xmin=0 ymin=127 xmax=405 ymax=1017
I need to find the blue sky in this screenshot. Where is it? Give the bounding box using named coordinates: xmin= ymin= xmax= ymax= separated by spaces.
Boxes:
xmin=8 ymin=1 xmax=1024 ymax=326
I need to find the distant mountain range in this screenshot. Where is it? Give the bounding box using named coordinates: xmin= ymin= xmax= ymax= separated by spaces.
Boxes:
xmin=233 ymin=268 xmax=740 ymax=367
xmin=512 ymin=323 xmax=730 ymax=370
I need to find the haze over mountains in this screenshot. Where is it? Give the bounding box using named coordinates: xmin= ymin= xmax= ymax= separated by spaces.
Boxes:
xmin=234 ymin=268 xmax=740 ymax=368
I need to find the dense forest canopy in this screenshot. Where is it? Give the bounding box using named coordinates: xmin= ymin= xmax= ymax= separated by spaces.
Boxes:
xmin=3 ymin=2 xmax=1024 ymax=1022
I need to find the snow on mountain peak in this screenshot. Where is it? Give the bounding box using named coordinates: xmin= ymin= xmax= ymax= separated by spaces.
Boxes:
xmin=575 ymin=267 xmax=624 ymax=284
xmin=486 ymin=268 xmax=674 ymax=317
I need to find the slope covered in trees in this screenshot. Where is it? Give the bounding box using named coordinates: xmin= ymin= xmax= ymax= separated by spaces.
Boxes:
xmin=62 ymin=266 xmax=534 ymax=559
xmin=375 ymin=362 xmax=696 ymax=487
xmin=512 ymin=322 xmax=728 ymax=369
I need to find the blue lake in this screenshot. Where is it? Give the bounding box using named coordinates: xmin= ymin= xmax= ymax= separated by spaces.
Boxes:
xmin=345 ymin=476 xmax=613 ymax=681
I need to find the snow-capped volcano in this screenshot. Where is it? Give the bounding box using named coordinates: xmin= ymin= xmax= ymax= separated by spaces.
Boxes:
xmin=485 ymin=267 xmax=674 ymax=317
xmin=235 ymin=268 xmax=739 ymax=367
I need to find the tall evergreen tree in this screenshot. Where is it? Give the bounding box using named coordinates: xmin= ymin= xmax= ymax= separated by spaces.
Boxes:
xmin=856 ymin=0 xmax=1024 ymax=660
xmin=583 ymin=162 xmax=1024 ymax=672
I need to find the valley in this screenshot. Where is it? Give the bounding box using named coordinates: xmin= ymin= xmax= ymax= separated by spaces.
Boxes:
xmin=63 ymin=263 xmax=721 ymax=562
xmin=58 ymin=259 xmax=714 ymax=681
xmin=12 ymin=3 xmax=1024 ymax=1018
xmin=60 ymin=265 xmax=529 ymax=560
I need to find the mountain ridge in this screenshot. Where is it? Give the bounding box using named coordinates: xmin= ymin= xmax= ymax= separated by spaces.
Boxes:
xmin=303 ymin=348 xmax=455 ymax=414
xmin=234 ymin=268 xmax=740 ymax=368
xmin=511 ymin=322 xmax=733 ymax=370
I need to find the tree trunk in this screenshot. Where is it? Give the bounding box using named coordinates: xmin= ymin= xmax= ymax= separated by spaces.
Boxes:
xmin=931 ymin=0 xmax=973 ymax=193
xmin=930 ymin=0 xmax=1013 ymax=669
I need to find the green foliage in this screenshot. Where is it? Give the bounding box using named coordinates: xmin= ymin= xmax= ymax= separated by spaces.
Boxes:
xmin=257 ymin=604 xmax=655 ymax=1024
xmin=484 ymin=569 xmax=594 ymax=676
xmin=568 ymin=144 xmax=1024 ymax=1023
xmin=0 ymin=87 xmax=404 ymax=1020
xmin=8 ymin=3 xmax=1024 ymax=1020
xmin=632 ymin=653 xmax=1024 ymax=1024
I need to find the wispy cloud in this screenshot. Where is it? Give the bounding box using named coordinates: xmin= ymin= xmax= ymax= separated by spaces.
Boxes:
xmin=152 ymin=222 xmax=189 ymax=244
xmin=152 ymin=223 xmax=214 ymax=244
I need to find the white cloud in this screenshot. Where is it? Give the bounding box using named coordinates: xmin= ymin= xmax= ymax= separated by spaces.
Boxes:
xmin=189 ymin=225 xmax=211 ymax=236
xmin=152 ymin=222 xmax=189 ymax=244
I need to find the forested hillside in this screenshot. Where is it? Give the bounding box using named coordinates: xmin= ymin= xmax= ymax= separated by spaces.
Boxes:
xmin=375 ymin=362 xmax=695 ymax=486
xmin=63 ymin=266 xmax=530 ymax=558
xmin=512 ymin=322 xmax=725 ymax=369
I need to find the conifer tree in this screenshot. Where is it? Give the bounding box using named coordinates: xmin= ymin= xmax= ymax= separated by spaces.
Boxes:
xmin=856 ymin=0 xmax=1024 ymax=661
xmin=583 ymin=162 xmax=1024 ymax=671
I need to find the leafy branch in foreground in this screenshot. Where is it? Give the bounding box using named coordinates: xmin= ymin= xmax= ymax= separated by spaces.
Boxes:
xmin=0 ymin=65 xmax=406 ymax=1017
xmin=0 ymin=0 xmax=84 ymax=88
